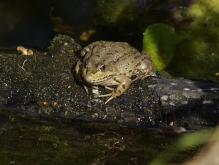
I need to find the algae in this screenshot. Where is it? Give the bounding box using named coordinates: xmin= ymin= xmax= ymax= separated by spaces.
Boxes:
xmin=94 ymin=0 xmax=140 ymax=27
xmin=167 ymin=0 xmax=219 ymax=81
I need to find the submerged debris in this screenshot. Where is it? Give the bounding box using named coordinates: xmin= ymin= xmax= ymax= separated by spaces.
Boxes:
xmin=17 ymin=46 xmax=34 ymax=55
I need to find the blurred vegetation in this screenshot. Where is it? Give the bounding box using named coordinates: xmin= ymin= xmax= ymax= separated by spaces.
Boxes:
xmin=140 ymin=0 xmax=219 ymax=81
xmin=150 ymin=128 xmax=214 ymax=165
xmin=167 ymin=0 xmax=219 ymax=81
xmin=94 ymin=0 xmax=139 ymax=26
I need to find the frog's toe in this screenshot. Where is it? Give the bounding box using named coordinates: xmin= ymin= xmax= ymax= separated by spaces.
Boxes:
xmin=83 ymin=85 xmax=89 ymax=93
xmin=98 ymin=92 xmax=113 ymax=98
xmin=104 ymin=95 xmax=116 ymax=104
xmin=98 ymin=92 xmax=116 ymax=104
xmin=105 ymin=86 xmax=114 ymax=91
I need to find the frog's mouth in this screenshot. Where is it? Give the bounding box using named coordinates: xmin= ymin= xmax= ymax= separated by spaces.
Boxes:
xmin=82 ymin=65 xmax=116 ymax=85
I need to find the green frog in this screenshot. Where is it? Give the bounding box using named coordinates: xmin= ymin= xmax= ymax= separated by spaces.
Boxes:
xmin=75 ymin=41 xmax=154 ymax=104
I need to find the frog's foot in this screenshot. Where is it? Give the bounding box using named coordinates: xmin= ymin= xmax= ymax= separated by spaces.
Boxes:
xmin=83 ymin=85 xmax=98 ymax=93
xmin=99 ymin=77 xmax=131 ymax=104
xmin=131 ymin=75 xmax=144 ymax=82
xmin=92 ymin=86 xmax=99 ymax=89
xmin=98 ymin=91 xmax=117 ymax=104
xmin=83 ymin=85 xmax=89 ymax=93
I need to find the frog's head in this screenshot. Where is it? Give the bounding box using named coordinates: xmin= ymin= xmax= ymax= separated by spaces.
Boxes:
xmin=82 ymin=60 xmax=113 ymax=85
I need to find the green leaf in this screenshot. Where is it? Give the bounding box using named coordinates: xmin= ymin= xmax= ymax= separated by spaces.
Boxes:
xmin=143 ymin=23 xmax=177 ymax=71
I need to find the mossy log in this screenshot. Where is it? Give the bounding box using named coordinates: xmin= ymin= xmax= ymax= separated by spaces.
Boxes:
xmin=0 ymin=35 xmax=219 ymax=130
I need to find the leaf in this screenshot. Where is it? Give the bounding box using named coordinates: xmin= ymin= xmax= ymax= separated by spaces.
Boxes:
xmin=143 ymin=23 xmax=177 ymax=70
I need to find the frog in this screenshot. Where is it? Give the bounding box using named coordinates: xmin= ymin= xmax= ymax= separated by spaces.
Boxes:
xmin=75 ymin=41 xmax=154 ymax=104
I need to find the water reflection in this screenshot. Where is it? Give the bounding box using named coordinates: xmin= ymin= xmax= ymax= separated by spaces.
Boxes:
xmin=0 ymin=0 xmax=194 ymax=49
xmin=0 ymin=109 xmax=196 ymax=164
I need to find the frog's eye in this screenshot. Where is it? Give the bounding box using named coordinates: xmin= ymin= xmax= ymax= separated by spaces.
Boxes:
xmin=98 ymin=65 xmax=105 ymax=72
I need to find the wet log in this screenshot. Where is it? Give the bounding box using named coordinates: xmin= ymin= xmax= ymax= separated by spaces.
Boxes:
xmin=0 ymin=35 xmax=219 ymax=130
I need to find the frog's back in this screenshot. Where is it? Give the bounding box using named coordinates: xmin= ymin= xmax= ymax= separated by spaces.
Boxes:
xmin=92 ymin=41 xmax=141 ymax=76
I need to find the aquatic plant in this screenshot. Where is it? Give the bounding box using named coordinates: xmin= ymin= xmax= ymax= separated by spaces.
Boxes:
xmin=143 ymin=23 xmax=177 ymax=70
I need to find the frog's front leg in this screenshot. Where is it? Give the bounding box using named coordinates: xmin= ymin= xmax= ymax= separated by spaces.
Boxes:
xmin=132 ymin=52 xmax=154 ymax=82
xmin=98 ymin=76 xmax=131 ymax=104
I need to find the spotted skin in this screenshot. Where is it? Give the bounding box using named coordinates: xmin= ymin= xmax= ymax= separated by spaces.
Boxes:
xmin=75 ymin=41 xmax=154 ymax=104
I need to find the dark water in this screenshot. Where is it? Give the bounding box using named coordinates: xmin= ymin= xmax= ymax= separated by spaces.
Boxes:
xmin=0 ymin=0 xmax=191 ymax=49
xmin=0 ymin=109 xmax=201 ymax=165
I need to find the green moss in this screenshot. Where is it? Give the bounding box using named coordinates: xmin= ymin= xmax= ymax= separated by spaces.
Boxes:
xmin=47 ymin=34 xmax=82 ymax=56
xmin=143 ymin=23 xmax=177 ymax=71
